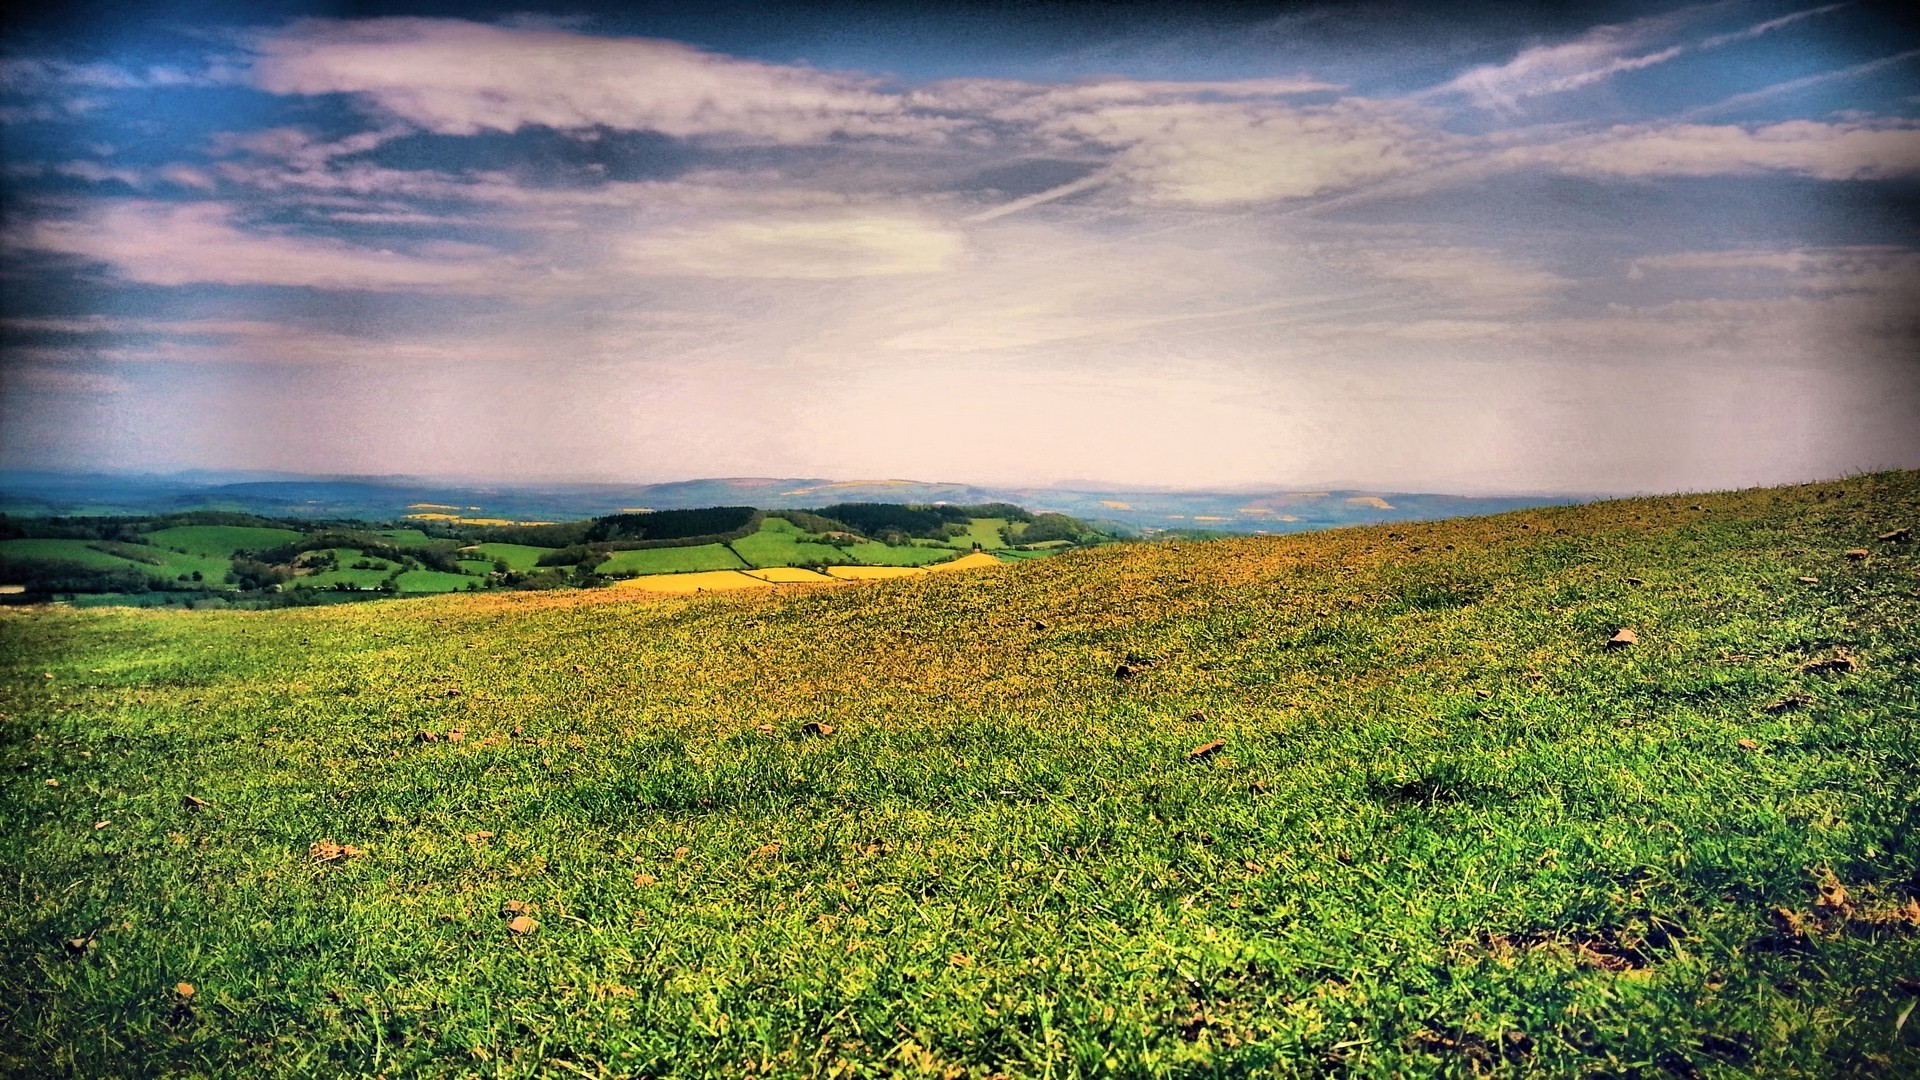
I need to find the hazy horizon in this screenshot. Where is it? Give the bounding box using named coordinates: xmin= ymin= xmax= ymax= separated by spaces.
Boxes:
xmin=3 ymin=0 xmax=1917 ymax=493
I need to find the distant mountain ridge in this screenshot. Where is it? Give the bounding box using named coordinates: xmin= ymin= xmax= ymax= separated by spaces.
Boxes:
xmin=0 ymin=471 xmax=1575 ymax=534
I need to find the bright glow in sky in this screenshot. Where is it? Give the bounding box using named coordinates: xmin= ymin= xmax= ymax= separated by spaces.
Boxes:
xmin=1 ymin=0 xmax=1916 ymax=494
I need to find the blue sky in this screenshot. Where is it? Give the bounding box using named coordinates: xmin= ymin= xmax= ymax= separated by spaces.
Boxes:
xmin=1 ymin=0 xmax=1915 ymax=493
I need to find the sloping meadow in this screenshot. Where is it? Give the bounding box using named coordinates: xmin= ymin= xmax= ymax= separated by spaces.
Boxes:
xmin=2 ymin=473 xmax=1917 ymax=1076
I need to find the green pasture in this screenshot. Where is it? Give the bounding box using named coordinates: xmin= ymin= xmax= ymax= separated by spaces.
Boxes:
xmin=730 ymin=518 xmax=849 ymax=568
xmin=395 ymin=569 xmax=484 ymax=593
xmin=2 ymin=474 xmax=1918 ymax=1077
xmin=596 ymin=544 xmax=748 ymax=576
xmin=949 ymin=517 xmax=1008 ymax=550
xmin=464 ymin=543 xmax=555 ymax=572
xmin=142 ymin=525 xmax=301 ymax=557
xmin=0 ymin=538 xmax=149 ymax=572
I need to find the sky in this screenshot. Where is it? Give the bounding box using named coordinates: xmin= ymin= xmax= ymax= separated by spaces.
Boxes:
xmin=1 ymin=0 xmax=1916 ymax=495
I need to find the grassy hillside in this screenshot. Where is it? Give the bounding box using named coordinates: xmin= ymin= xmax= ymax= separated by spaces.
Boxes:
xmin=2 ymin=473 xmax=1917 ymax=1077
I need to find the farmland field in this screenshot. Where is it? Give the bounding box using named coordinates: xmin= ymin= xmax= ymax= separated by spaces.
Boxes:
xmin=3 ymin=473 xmax=1918 ymax=1077
xmin=394 ymin=569 xmax=482 ymax=593
xmin=463 ymin=543 xmax=553 ymax=572
xmin=596 ymin=544 xmax=747 ymax=576
xmin=0 ymin=538 xmax=150 ymax=571
xmin=375 ymin=529 xmax=441 ymax=548
xmin=142 ymin=525 xmax=301 ymax=556
xmin=838 ymin=539 xmax=959 ymax=566
xmin=729 ymin=518 xmax=848 ymax=568
xmin=291 ymin=549 xmax=394 ymax=591
xmin=742 ymin=566 xmax=840 ymax=583
xmin=949 ymin=517 xmax=1008 ymax=550
xmin=612 ymin=568 xmax=770 ymax=593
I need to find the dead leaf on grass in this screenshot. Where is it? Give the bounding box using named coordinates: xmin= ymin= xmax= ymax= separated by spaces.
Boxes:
xmin=180 ymin=794 xmax=208 ymax=811
xmin=1879 ymin=526 xmax=1911 ymax=543
xmin=175 ymin=982 xmax=194 ymax=998
xmin=505 ymin=915 xmax=538 ymax=935
xmin=1187 ymin=740 xmax=1226 ymax=761
xmin=1737 ymin=739 xmax=1759 ymax=751
xmin=93 ymin=820 xmax=109 ymax=830
xmin=1764 ymin=695 xmax=1813 ymax=713
xmin=1798 ymin=576 xmax=1820 ymax=584
xmin=751 ymin=842 xmax=781 ymax=858
xmin=1845 ymin=548 xmax=1869 ymax=560
xmin=672 ymin=846 xmax=690 ymax=860
xmin=64 ymin=936 xmax=93 ymax=954
xmin=415 ymin=730 xmax=439 ymax=743
xmin=44 ymin=779 xmax=58 ymax=788
xmin=1606 ymin=628 xmax=1637 ymax=648
xmin=1801 ymin=652 xmax=1858 ymax=675
xmin=802 ymin=722 xmax=835 ymax=736
xmin=309 ymin=839 xmax=363 ymax=863
xmin=446 ymin=729 xmax=466 ymax=743
xmin=633 ymin=873 xmax=656 ymax=887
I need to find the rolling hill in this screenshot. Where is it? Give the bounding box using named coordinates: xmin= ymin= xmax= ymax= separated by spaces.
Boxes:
xmin=1 ymin=472 xmax=1915 ymax=1076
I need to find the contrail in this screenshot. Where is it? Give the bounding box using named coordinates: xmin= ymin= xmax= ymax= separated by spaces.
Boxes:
xmin=964 ymin=169 xmax=1113 ymax=223
xmin=1679 ymin=48 xmax=1920 ymax=120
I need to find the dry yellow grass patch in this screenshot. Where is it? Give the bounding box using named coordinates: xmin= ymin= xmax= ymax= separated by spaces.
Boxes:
xmin=1100 ymin=500 xmax=1132 ymax=510
xmin=824 ymin=565 xmax=927 ymax=580
xmin=743 ymin=567 xmax=841 ymax=583
xmin=1345 ymin=495 xmax=1394 ymax=510
xmin=613 ymin=570 xmax=773 ymax=594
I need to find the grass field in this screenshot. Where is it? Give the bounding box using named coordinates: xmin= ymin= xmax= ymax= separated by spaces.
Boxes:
xmin=0 ymin=539 xmax=234 ymax=589
xmin=394 ymin=569 xmax=483 ymax=593
xmin=290 ymin=549 xmax=394 ymax=591
xmin=731 ymin=518 xmax=849 ymax=569
xmin=463 ymin=543 xmax=554 ymax=572
xmin=597 ymin=545 xmax=748 ymax=576
xmin=142 ymin=525 xmax=302 ymax=556
xmin=375 ymin=529 xmax=441 ymax=549
xmin=949 ymin=518 xmax=1008 ymax=551
xmin=840 ymin=540 xmax=961 ymax=566
xmin=0 ymin=538 xmax=151 ymax=572
xmin=3 ymin=473 xmax=1918 ymax=1077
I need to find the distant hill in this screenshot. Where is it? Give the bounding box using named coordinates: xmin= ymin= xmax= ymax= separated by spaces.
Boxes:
xmin=0 ymin=471 xmax=1575 ymax=534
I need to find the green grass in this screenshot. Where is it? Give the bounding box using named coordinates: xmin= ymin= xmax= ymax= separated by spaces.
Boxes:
xmin=947 ymin=518 xmax=1008 ymax=551
xmin=731 ymin=518 xmax=850 ymax=568
xmin=3 ymin=473 xmax=1919 ymax=1077
xmin=284 ymin=549 xmax=392 ymax=591
xmin=375 ymin=529 xmax=440 ymax=549
xmin=141 ymin=525 xmax=302 ymax=557
xmin=597 ymin=544 xmax=748 ymax=576
xmin=0 ymin=538 xmax=150 ymax=572
xmin=463 ymin=543 xmax=555 ymax=572
xmin=842 ymin=540 xmax=960 ymax=566
xmin=0 ymin=539 xmax=239 ymax=589
xmin=394 ymin=569 xmax=484 ymax=593
xmin=457 ymin=560 xmax=497 ymax=577
xmin=993 ymin=547 xmax=1063 ymax=561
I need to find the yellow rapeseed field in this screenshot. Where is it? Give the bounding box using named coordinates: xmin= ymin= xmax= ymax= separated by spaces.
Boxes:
xmin=742 ymin=567 xmax=841 ymax=583
xmin=613 ymin=570 xmax=772 ymax=593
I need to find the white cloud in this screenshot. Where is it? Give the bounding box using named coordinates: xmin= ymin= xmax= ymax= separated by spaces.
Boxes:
xmin=1034 ymin=99 xmax=1444 ymax=206
xmin=1505 ymin=119 xmax=1920 ymax=180
xmin=620 ymin=214 xmax=963 ymax=279
xmin=250 ymin=18 xmax=938 ymax=143
xmin=13 ymin=200 xmax=506 ymax=290
xmin=1360 ymin=247 xmax=1570 ymax=311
